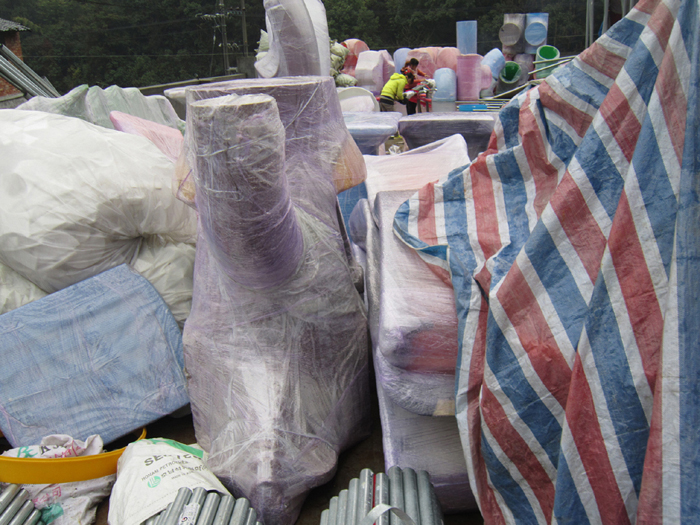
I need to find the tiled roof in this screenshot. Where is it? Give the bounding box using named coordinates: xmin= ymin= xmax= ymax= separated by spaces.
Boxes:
xmin=0 ymin=18 xmax=30 ymax=32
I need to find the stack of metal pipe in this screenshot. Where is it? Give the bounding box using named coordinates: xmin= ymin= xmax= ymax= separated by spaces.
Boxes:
xmin=141 ymin=487 xmax=262 ymax=525
xmin=320 ymin=467 xmax=444 ymax=525
xmin=0 ymin=485 xmax=42 ymax=525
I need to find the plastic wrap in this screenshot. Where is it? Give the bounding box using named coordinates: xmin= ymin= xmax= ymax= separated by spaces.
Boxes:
xmin=398 ymin=112 xmax=496 ymax=162
xmin=18 ymin=84 xmax=184 ymax=132
xmin=354 ymin=50 xmax=394 ymax=96
xmin=0 ymin=110 xmax=197 ymax=296
xmin=182 ymin=77 xmax=370 ymax=525
xmin=0 ymin=261 xmax=46 ymax=315
xmin=363 ymin=192 xmax=459 ymax=416
xmin=109 ymin=110 xmax=184 ymax=163
xmin=185 ymin=77 xmax=366 ymax=197
xmin=363 ymin=134 xmax=470 ymax=211
xmin=376 ymin=376 xmax=476 ymax=514
xmin=0 ymin=264 xmax=189 ymax=447
xmin=341 ymin=38 xmax=370 ymax=77
xmin=342 ymin=112 xmax=401 ymax=155
xmin=436 ymin=47 xmax=460 ymax=71
xmin=406 ymin=48 xmax=437 ymax=78
xmin=254 ymin=0 xmax=330 ymax=78
xmin=337 ymin=86 xmax=378 ymax=113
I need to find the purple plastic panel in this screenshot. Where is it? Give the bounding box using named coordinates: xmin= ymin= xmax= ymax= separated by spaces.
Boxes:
xmin=182 ymin=78 xmax=370 ymax=525
xmin=398 ymin=112 xmax=497 ymax=161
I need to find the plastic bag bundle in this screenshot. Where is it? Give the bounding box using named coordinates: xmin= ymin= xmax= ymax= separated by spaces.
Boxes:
xmin=354 ymin=50 xmax=394 ymax=96
xmin=18 ymin=84 xmax=183 ymax=133
xmin=406 ymin=48 xmax=437 ymax=78
xmin=254 ymin=0 xmax=330 ymax=78
xmin=362 ymin=134 xmax=470 ymax=211
xmin=0 ymin=264 xmax=189 ymax=447
xmin=183 ymin=76 xmax=370 ymax=525
xmin=436 ymin=47 xmax=460 ymax=72
xmin=340 ymin=39 xmax=370 ymax=77
xmin=398 ymin=112 xmax=497 ymax=162
xmin=365 ymin=192 xmax=459 ymax=416
xmin=0 ymin=110 xmax=197 ymax=302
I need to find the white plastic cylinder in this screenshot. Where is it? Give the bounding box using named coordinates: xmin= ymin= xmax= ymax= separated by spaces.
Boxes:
xmin=500 ymin=13 xmax=526 ymax=55
xmin=456 ymin=21 xmax=477 ymax=55
xmin=432 ymin=68 xmax=457 ymax=101
xmin=481 ymin=48 xmax=506 ymax=80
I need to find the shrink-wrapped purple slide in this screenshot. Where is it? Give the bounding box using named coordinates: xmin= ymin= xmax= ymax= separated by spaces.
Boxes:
xmin=182 ymin=77 xmax=369 ymax=525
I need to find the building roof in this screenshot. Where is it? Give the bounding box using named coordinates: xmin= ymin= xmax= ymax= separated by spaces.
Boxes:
xmin=0 ymin=18 xmax=29 ymax=32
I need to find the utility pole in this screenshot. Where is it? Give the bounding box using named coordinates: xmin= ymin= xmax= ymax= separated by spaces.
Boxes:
xmin=240 ymin=0 xmax=248 ymax=55
xmin=218 ymin=0 xmax=230 ymax=71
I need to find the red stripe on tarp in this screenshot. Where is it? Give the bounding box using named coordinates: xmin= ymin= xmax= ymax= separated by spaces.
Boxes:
xmin=608 ymin=192 xmax=662 ymax=392
xmin=481 ymin=384 xmax=555 ymax=522
xmin=636 ymin=370 xmax=664 ymax=525
xmin=550 ymin=172 xmax=607 ymax=285
xmin=600 ymin=84 xmax=641 ymax=163
xmin=647 ymin=1 xmax=674 ymax=52
xmin=567 ymin=357 xmax=632 ymax=525
xmin=496 ymin=263 xmax=572 ymax=409
xmin=580 ymin=41 xmax=628 ymax=81
xmin=519 ymin=91 xmax=561 ymax=218
xmin=469 ymin=296 xmax=507 ymax=525
xmin=654 ymin=41 xmax=687 ymax=167
xmin=417 ymin=181 xmax=439 ymax=246
xmin=539 ymin=82 xmax=595 ymax=139
xmin=471 ymin=156 xmax=501 ymax=261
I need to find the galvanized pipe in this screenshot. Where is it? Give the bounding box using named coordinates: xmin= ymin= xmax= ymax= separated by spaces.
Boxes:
xmin=416 ymin=471 xmax=437 ymax=525
xmin=328 ymin=496 xmax=339 ymax=525
xmin=160 ymin=487 xmax=193 ymax=525
xmin=0 ymin=43 xmax=59 ymax=97
xmin=337 ymin=489 xmax=349 ymax=525
xmin=212 ymin=494 xmax=235 ymax=525
xmin=7 ymin=501 xmax=33 ymax=525
xmin=243 ymin=508 xmax=257 ymax=525
xmin=320 ymin=509 xmax=330 ymax=525
xmin=401 ymin=469 xmax=420 ymax=525
xmin=346 ymin=478 xmax=358 ymax=525
xmin=0 ymin=57 xmax=52 ymax=98
xmin=155 ymin=503 xmax=172 ymax=525
xmin=373 ymin=473 xmax=390 ymax=525
xmin=20 ymin=509 xmax=41 ymax=525
xmin=143 ymin=517 xmax=158 ymax=525
xmin=0 ymin=489 xmax=29 ymax=525
xmin=228 ymin=497 xmax=249 ymax=525
xmin=388 ymin=467 xmax=404 ymax=525
xmin=196 ymin=491 xmax=221 ymax=525
xmin=0 ymin=486 xmax=20 ymax=516
xmin=357 ymin=469 xmax=373 ymax=524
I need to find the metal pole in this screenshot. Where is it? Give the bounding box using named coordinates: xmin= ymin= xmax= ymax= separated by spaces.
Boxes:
xmin=240 ymin=0 xmax=248 ymax=55
xmin=388 ymin=467 xmax=404 ymax=525
xmin=218 ymin=0 xmax=230 ymax=72
xmin=212 ymin=495 xmax=235 ymax=525
xmin=602 ymin=0 xmax=610 ymax=34
xmin=229 ymin=498 xmax=249 ymax=525
xmin=374 ymin=473 xmax=390 ymax=525
xmin=196 ymin=492 xmax=221 ymax=525
xmin=357 ymin=469 xmax=373 ymax=523
xmin=0 ymin=486 xmax=20 ymax=516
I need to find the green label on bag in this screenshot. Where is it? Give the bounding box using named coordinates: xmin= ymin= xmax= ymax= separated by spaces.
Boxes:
xmin=145 ymin=438 xmax=203 ymax=458
xmin=147 ymin=476 xmax=162 ymax=488
xmin=41 ymin=504 xmax=64 ymax=524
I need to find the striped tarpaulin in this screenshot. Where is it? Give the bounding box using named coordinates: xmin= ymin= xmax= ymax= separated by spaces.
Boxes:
xmin=393 ymin=0 xmax=700 ymax=522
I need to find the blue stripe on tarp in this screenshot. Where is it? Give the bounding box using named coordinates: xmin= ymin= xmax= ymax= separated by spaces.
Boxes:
xmin=575 ymin=127 xmax=625 ymax=220
xmin=605 ymin=15 xmax=647 ymax=51
xmin=623 ymin=37 xmax=660 ymax=109
xmin=543 ymin=114 xmax=580 ymax=168
xmin=481 ymin=429 xmax=540 ymax=525
xmin=555 ymin=63 xmax=610 ymax=111
xmin=500 ymin=98 xmax=523 ymax=150
xmin=631 ymin=110 xmax=678 ymax=278
xmin=552 ymin=453 xmax=591 ymax=525
xmin=585 ymin=278 xmax=650 ymax=496
xmin=486 ymin=311 xmax=563 ymax=467
xmin=524 ymin=222 xmax=588 ymax=349
xmin=676 ymin=0 xmax=700 ymax=519
xmin=489 ymin=149 xmax=530 ymax=287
